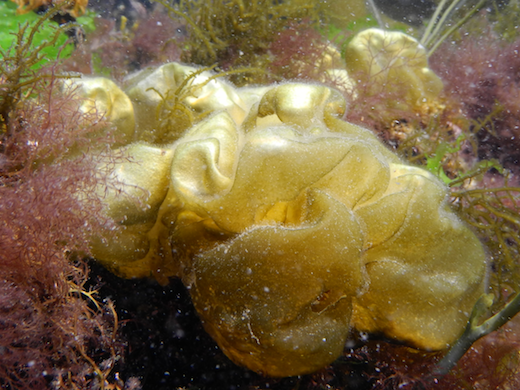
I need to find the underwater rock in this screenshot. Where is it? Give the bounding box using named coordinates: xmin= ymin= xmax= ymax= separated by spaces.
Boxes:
xmin=73 ymin=63 xmax=486 ymax=377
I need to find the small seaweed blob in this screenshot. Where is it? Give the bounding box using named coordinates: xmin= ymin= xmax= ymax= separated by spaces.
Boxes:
xmin=344 ymin=28 xmax=444 ymax=112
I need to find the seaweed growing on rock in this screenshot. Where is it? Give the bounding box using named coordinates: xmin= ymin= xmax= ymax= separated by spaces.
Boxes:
xmin=3 ymin=0 xmax=520 ymax=387
xmin=78 ymin=63 xmax=488 ymax=377
xmin=154 ymin=0 xmax=344 ymax=85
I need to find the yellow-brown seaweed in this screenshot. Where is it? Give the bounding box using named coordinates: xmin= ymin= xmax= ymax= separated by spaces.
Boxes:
xmin=344 ymin=28 xmax=444 ymax=110
xmin=71 ymin=63 xmax=486 ymax=377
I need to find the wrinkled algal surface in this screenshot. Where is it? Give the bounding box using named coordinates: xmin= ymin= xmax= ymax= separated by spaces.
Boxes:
xmin=69 ymin=63 xmax=487 ymax=377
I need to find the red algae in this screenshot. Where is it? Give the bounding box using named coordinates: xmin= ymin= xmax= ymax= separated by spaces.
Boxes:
xmin=431 ymin=31 xmax=520 ymax=173
xmin=0 ymin=71 xmax=125 ymax=388
xmin=62 ymin=8 xmax=184 ymax=79
xmin=268 ymin=20 xmax=344 ymax=82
